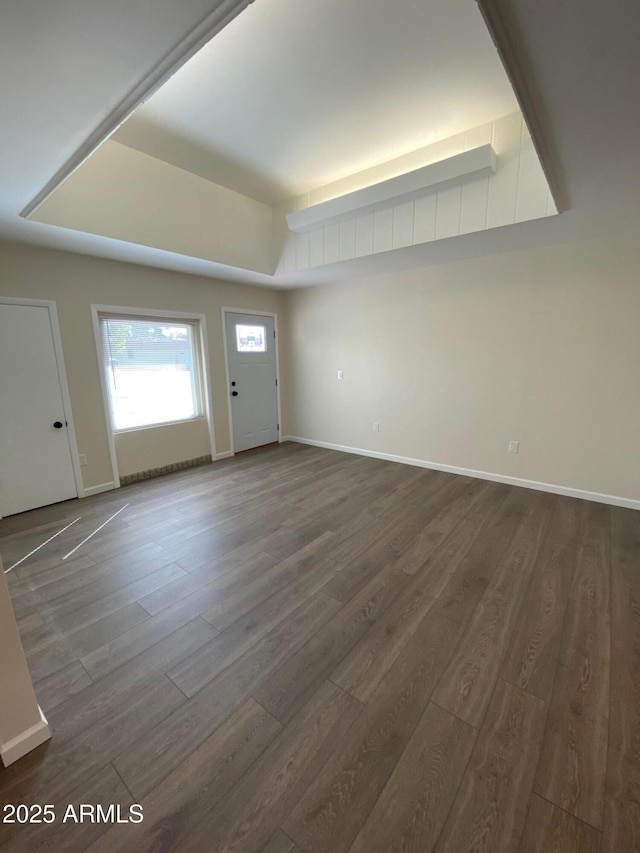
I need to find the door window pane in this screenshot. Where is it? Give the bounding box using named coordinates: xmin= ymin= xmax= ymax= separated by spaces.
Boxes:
xmin=100 ymin=316 xmax=202 ymax=430
xmin=235 ymin=324 xmax=266 ymax=353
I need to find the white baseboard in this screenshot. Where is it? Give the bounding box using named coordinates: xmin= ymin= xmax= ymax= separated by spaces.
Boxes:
xmin=283 ymin=436 xmax=640 ymax=511
xmin=1 ymin=705 xmax=50 ymax=767
xmin=82 ymin=481 xmax=118 ymax=497
xmin=216 ymin=451 xmax=234 ymax=460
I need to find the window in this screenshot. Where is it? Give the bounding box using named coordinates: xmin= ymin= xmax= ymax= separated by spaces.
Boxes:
xmin=99 ymin=314 xmax=203 ymax=431
xmin=235 ymin=323 xmax=266 ymax=353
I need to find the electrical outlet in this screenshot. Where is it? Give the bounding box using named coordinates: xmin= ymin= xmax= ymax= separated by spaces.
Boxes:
xmin=337 ymin=369 xmax=344 ymax=380
xmin=508 ymin=440 xmax=519 ymax=454
xmin=79 ymin=453 xmax=87 ymax=465
xmin=373 ymin=422 xmax=380 ymax=433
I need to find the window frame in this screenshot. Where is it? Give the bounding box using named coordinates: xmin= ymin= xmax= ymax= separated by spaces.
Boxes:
xmin=98 ymin=312 xmax=204 ymax=433
xmin=91 ymin=304 xmax=215 ymax=485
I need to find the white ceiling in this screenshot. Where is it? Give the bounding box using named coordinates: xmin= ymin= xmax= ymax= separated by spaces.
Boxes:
xmin=1 ymin=0 xmax=639 ymax=287
xmin=0 ymin=0 xmax=270 ymax=283
xmin=114 ymin=0 xmax=518 ymax=204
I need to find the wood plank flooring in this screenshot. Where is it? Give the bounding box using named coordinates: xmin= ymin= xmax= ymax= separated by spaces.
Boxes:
xmin=0 ymin=441 xmax=637 ymax=852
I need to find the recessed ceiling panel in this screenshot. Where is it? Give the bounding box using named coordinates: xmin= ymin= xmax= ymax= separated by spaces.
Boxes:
xmin=114 ymin=0 xmax=518 ymax=203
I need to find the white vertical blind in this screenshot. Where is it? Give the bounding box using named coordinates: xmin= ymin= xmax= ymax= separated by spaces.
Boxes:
xmin=99 ymin=314 xmax=202 ymax=430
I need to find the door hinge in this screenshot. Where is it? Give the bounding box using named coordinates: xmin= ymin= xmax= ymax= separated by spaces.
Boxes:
xmin=277 ymin=424 xmax=280 ymax=431
xmin=275 ymin=378 xmax=278 ymax=386
xmin=273 ymin=329 xmax=276 ymax=338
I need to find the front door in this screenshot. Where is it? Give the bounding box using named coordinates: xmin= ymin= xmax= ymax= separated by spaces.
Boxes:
xmin=0 ymin=303 xmax=78 ymax=516
xmin=224 ymin=311 xmax=278 ymax=452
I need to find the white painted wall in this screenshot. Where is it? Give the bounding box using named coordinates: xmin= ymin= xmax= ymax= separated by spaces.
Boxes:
xmin=32 ymin=141 xmax=275 ymax=275
xmin=281 ymin=233 xmax=640 ymax=506
xmin=276 ymin=113 xmax=555 ymax=274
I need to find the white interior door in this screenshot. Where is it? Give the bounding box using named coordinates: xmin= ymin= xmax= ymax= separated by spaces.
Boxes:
xmin=0 ymin=303 xmax=78 ymax=516
xmin=225 ymin=311 xmax=278 ymax=452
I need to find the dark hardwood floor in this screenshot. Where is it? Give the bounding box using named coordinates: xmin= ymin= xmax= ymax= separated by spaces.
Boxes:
xmin=0 ymin=442 xmax=637 ymax=852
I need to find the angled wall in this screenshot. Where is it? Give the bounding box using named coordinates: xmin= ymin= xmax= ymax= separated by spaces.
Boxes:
xmin=31 ymin=141 xmax=275 ymax=275
xmin=276 ymin=113 xmax=555 ymax=275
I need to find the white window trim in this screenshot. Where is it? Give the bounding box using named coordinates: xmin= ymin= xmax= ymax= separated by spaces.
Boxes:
xmin=99 ymin=315 xmax=204 ymax=433
xmin=91 ymin=304 xmax=216 ymax=486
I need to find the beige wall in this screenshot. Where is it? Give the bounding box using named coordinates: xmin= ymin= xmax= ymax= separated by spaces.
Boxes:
xmin=2 ymin=231 xmax=638 ymax=505
xmin=114 ymin=419 xmax=211 ymax=478
xmin=282 ymin=234 xmax=640 ymax=504
xmin=0 ymin=555 xmax=48 ymax=763
xmin=0 ymin=241 xmax=284 ymax=490
xmin=32 ymin=141 xmax=275 ymax=275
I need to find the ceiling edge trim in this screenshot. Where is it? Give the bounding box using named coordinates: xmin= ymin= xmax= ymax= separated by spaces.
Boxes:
xmin=20 ymin=0 xmax=256 ymax=220
xmin=477 ymin=0 xmax=568 ymax=213
xmin=286 ymin=145 xmax=497 ymax=233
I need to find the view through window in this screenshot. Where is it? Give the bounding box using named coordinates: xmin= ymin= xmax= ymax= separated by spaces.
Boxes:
xmin=235 ymin=324 xmax=266 ymax=353
xmin=99 ymin=314 xmax=203 ymax=430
